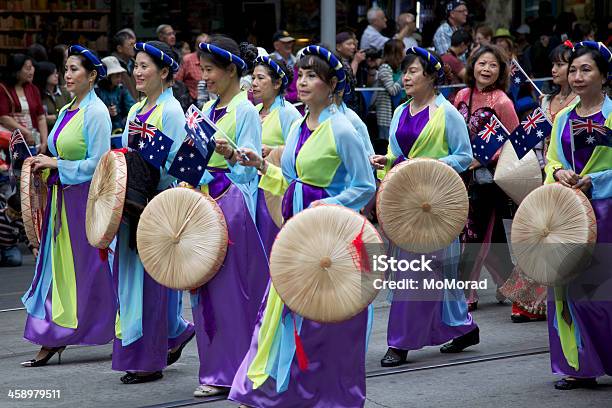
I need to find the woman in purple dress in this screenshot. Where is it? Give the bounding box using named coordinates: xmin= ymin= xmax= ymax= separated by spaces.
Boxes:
xmin=544 ymin=41 xmax=612 ymax=390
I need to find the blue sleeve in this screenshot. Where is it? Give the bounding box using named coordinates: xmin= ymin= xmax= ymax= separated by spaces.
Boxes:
xmin=348 ymin=109 xmax=374 ymax=156
xmin=279 ymin=104 xmax=302 ymax=143
xmin=227 ymin=103 xmax=261 ymax=184
xmin=320 ymin=119 xmax=376 ymax=211
xmin=589 ymin=169 xmax=612 ymax=200
xmin=57 ymin=101 xmax=111 ymax=184
xmin=439 ymin=105 xmax=473 ymax=173
xmin=158 ymin=100 xmax=187 ymax=189
xmin=388 ymin=104 xmax=405 ymax=158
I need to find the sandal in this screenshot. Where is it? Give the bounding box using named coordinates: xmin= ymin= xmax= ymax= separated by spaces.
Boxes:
xmin=554 ymin=377 xmax=597 ymax=390
xmin=120 ymin=371 xmax=163 ymax=384
xmin=193 ymin=384 xmax=228 ymax=397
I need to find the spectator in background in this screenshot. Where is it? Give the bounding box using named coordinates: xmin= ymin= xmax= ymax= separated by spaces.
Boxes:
xmin=112 ymin=30 xmax=138 ymax=100
xmin=470 ymin=24 xmax=493 ymax=58
xmin=397 ymin=12 xmax=418 ymax=50
xmin=49 ymin=44 xmax=68 ymax=86
xmin=530 ymin=29 xmax=554 ymax=78
xmin=33 ymin=61 xmax=71 ymax=130
xmin=336 ymin=31 xmax=365 ymax=77
xmin=492 ymin=28 xmax=517 ymax=59
xmin=270 ymin=30 xmax=296 ymax=70
xmin=96 ymin=56 xmax=135 ymax=132
xmin=361 ymin=7 xmax=413 ymax=52
xmin=179 ymin=41 xmax=191 ymax=58
xmin=26 ymin=43 xmax=48 ymax=63
xmin=157 ymin=24 xmax=181 ymax=62
xmin=0 ymin=193 xmax=34 ymax=267
xmin=176 ymin=33 xmax=209 ymax=105
xmin=441 ymin=29 xmax=472 ymax=84
xmin=434 ymin=0 xmax=469 ymax=57
xmin=375 ymin=39 xmax=405 ymax=140
xmin=571 ymin=23 xmax=596 ymax=43
xmin=0 ymin=54 xmax=47 ymax=152
xmin=515 ymin=24 xmax=533 ymax=75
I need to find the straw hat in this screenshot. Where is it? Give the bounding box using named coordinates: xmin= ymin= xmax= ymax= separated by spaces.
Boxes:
xmin=377 ymin=158 xmax=468 ymax=253
xmin=511 ymin=184 xmax=597 ymax=286
xmin=264 ymin=146 xmax=285 ymax=228
xmin=86 ymin=151 xmax=127 ymax=249
xmin=270 ymin=205 xmax=384 ymax=323
xmin=493 ymin=140 xmax=542 ymax=204
xmin=137 ymin=188 xmax=228 ymax=290
xmin=20 ymin=156 xmax=47 ymax=248
xmin=101 ymin=56 xmax=126 ymax=76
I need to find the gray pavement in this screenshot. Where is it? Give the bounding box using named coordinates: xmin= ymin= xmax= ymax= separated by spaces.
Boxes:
xmin=1 ymin=255 xmax=610 ymax=407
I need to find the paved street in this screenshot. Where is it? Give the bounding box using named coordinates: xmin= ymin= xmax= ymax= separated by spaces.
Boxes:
xmin=1 ymin=255 xmax=611 ymax=407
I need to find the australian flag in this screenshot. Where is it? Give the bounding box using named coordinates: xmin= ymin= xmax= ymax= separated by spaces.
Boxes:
xmin=168 ymin=105 xmax=217 ymax=186
xmin=508 ymin=107 xmax=552 ymax=159
xmin=127 ymin=119 xmax=173 ymax=168
xmin=8 ymin=129 xmax=31 ymax=165
xmin=472 ymin=115 xmax=508 ymax=166
xmin=571 ymin=119 xmax=612 ymax=151
xmin=509 ymin=59 xmax=530 ymax=100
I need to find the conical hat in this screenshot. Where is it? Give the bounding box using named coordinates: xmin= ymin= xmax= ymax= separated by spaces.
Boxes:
xmin=264 ymin=146 xmax=285 ymax=228
xmin=493 ymin=141 xmax=542 ymax=204
xmin=511 ymin=183 xmax=597 ymax=286
xmin=270 ymin=205 xmax=384 ymax=323
xmin=20 ymin=156 xmax=47 ymax=249
xmin=86 ymin=150 xmax=127 ymax=248
xmin=137 ymin=187 xmax=228 ymax=290
xmin=377 ymin=158 xmax=468 ymax=253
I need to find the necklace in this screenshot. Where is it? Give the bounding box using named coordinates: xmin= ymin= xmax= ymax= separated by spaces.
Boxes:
xmin=576 ymin=95 xmax=604 ymax=117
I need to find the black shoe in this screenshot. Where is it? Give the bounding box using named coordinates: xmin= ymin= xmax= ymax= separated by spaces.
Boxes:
xmin=468 ymin=301 xmax=478 ymax=312
xmin=120 ymin=371 xmax=163 ymax=384
xmin=511 ymin=314 xmax=546 ymax=323
xmin=380 ymin=347 xmax=408 ymax=367
xmin=440 ymin=327 xmax=480 ymax=353
xmin=167 ymin=331 xmax=195 ymax=366
xmin=554 ymin=377 xmax=597 ymax=390
xmin=21 ymin=346 xmax=66 ymax=367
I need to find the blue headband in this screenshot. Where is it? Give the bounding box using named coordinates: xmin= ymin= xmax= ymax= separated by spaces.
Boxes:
xmin=299 ymin=45 xmax=346 ymax=92
xmin=134 ymin=42 xmax=180 ymax=73
xmin=406 ymin=47 xmax=445 ymax=80
xmin=254 ymin=55 xmax=289 ymax=88
xmin=68 ymin=45 xmax=107 ymax=79
xmin=572 ymin=41 xmax=612 ymax=77
xmin=198 ymin=43 xmax=247 ymax=73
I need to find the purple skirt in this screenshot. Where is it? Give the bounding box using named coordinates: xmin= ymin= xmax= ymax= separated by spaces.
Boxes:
xmin=192 ymin=184 xmax=270 ymax=387
xmin=548 ymin=197 xmax=612 ymax=378
xmin=23 ymin=181 xmax=116 ymax=347
xmin=256 ymin=188 xmax=279 ymax=258
xmin=386 ymin=248 xmax=477 ymax=351
xmin=229 ymin=308 xmax=368 ymax=408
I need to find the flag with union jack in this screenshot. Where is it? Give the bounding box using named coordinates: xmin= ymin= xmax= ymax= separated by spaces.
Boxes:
xmin=8 ymin=129 xmax=32 ymax=165
xmin=168 ymin=105 xmax=217 ymax=186
xmin=127 ymin=118 xmax=173 ymax=168
xmin=571 ymin=118 xmax=612 ymax=151
xmin=472 ymin=115 xmax=509 ymax=166
xmin=508 ymin=107 xmax=552 ymax=159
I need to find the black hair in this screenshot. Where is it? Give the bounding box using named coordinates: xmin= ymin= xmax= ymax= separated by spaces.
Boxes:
xmin=400 ymin=51 xmax=445 ymax=86
xmin=50 ymin=44 xmax=67 ymax=77
xmin=67 ymin=49 xmax=102 ymax=84
xmin=465 ymin=44 xmax=509 ymax=91
xmin=27 ymin=43 xmax=48 ymax=62
xmin=5 ymin=54 xmax=35 ymax=86
xmin=254 ymin=58 xmax=293 ymax=95
xmin=112 ymin=31 xmax=135 ymax=51
xmin=135 ymin=40 xmax=178 ymax=82
xmin=198 ymin=35 xmax=258 ymax=78
xmin=568 ymin=46 xmax=610 ymax=88
xmin=547 ymin=43 xmax=573 ymax=97
xmin=33 ymin=61 xmax=58 ymax=94
xmin=296 ymin=54 xmax=337 ymax=90
xmin=451 ymin=29 xmax=473 ymax=47
xmin=7 ymin=193 xmax=20 ymax=213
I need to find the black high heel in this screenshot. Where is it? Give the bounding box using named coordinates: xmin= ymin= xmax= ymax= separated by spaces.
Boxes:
xmin=21 ymin=346 xmax=66 ymax=367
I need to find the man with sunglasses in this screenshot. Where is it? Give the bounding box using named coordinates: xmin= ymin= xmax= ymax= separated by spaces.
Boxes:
xmin=434 ymin=0 xmax=469 ymax=57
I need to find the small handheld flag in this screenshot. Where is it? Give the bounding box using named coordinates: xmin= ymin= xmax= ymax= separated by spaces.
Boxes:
xmin=508 ymin=107 xmax=552 ymax=160
xmin=571 ymin=119 xmax=612 ymax=151
xmin=472 ymin=115 xmax=509 ymax=166
xmin=509 ymin=59 xmax=542 ymax=100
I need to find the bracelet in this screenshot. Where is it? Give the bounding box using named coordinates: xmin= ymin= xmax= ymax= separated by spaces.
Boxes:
xmin=552 ymin=167 xmax=562 ymax=181
xmin=224 ymin=150 xmax=235 ymax=160
xmin=257 ymin=159 xmax=267 ymax=172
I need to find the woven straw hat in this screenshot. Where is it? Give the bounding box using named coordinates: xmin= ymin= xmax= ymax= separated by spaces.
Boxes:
xmin=86 ymin=150 xmax=127 ymax=249
xmin=20 ymin=156 xmax=47 ymax=249
xmin=493 ymin=141 xmax=542 ymax=204
xmin=270 ymin=205 xmax=384 ymax=323
xmin=511 ymin=183 xmax=597 ymax=286
xmin=264 ymin=146 xmax=285 ymax=228
xmin=137 ymin=187 xmax=228 ymax=290
xmin=377 ymin=158 xmax=468 ymax=253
